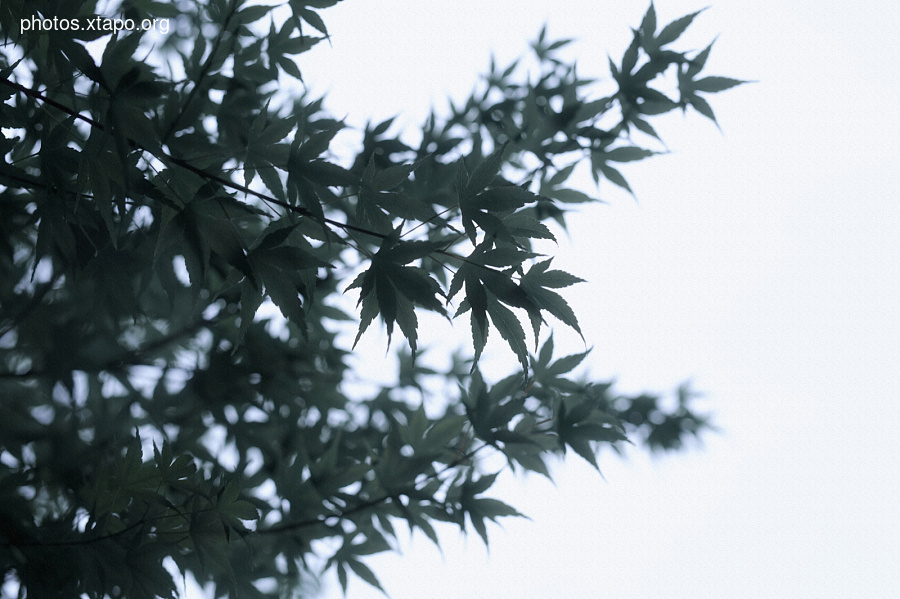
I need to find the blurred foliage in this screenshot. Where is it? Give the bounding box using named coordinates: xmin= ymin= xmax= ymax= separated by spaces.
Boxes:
xmin=0 ymin=0 xmax=743 ymax=596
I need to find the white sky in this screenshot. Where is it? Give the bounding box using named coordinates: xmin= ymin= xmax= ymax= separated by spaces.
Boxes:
xmin=198 ymin=1 xmax=900 ymax=597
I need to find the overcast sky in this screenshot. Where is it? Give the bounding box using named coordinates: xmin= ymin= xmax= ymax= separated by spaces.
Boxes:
xmin=186 ymin=0 xmax=900 ymax=597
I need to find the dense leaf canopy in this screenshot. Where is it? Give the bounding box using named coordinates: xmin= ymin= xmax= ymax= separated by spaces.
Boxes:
xmin=0 ymin=1 xmax=743 ymax=597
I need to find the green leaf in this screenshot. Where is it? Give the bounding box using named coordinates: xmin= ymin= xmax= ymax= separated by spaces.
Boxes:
xmin=546 ymin=349 xmax=590 ymax=377
xmin=465 ymin=142 xmax=508 ymax=198
xmin=604 ymin=146 xmax=656 ymax=163
xmin=639 ymin=3 xmax=657 ymax=39
xmin=477 ymin=247 xmax=540 ymax=268
xmin=337 ymin=563 xmax=348 ymax=593
xmin=503 ymin=212 xmax=556 ymax=241
xmin=238 ymin=278 xmax=264 ymax=347
xmin=547 ymin=38 xmax=574 ymax=52
xmin=281 ymin=34 xmax=324 ymax=55
xmin=295 ymin=126 xmax=342 ymax=162
xmin=487 ymin=298 xmax=529 ymax=371
xmin=468 ymin=282 xmax=489 ymax=366
xmin=278 ymin=55 xmax=305 ymax=80
xmin=546 ymin=163 xmax=578 ymax=188
xmin=632 ymin=116 xmax=662 ymax=140
xmin=691 ymin=76 xmax=748 ymax=94
xmin=305 ymin=160 xmax=359 ymax=187
xmin=382 ymin=239 xmax=441 ymax=265
xmin=425 ymin=414 xmax=468 ymax=448
xmin=298 ymin=7 xmax=330 ymax=35
xmin=549 ymin=187 xmax=601 ymax=204
xmin=475 ymin=497 xmax=525 ymax=520
xmin=687 ymin=93 xmax=718 ymax=124
xmin=540 ymin=270 xmax=585 ymax=289
xmin=656 ymin=8 xmax=707 ymax=47
xmin=261 ymin=265 xmax=306 ymax=329
xmin=235 ymin=4 xmax=272 ymax=25
xmin=475 ymin=184 xmax=538 ymax=212
xmin=521 ymin=284 xmax=583 ymax=339
xmin=537 ymin=334 xmax=554 ymax=368
xmin=597 ymin=162 xmax=633 ymax=194
xmin=621 ymin=33 xmax=641 ymax=75
xmin=687 ymin=39 xmax=716 ymax=77
xmin=370 ymin=161 xmax=418 ymax=191
xmin=347 ymin=559 xmax=387 ymax=594
xmin=254 ymin=117 xmax=295 ymax=147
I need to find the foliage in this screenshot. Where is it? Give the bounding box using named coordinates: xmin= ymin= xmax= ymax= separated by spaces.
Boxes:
xmin=0 ymin=1 xmax=743 ymax=597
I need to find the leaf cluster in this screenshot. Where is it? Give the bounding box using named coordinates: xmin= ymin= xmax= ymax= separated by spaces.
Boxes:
xmin=0 ymin=1 xmax=736 ymax=596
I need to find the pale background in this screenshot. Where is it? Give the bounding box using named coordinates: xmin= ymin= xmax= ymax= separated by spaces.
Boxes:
xmin=193 ymin=1 xmax=899 ymax=597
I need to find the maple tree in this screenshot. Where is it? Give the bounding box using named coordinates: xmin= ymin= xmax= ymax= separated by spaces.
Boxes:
xmin=0 ymin=1 xmax=744 ymax=596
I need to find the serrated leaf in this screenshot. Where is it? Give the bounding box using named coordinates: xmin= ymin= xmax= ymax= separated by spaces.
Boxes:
xmin=256 ymin=222 xmax=295 ymax=251
xmin=565 ymin=431 xmax=600 ymax=471
xmin=547 ymin=38 xmax=574 ymax=52
xmin=255 ymin=245 xmax=330 ymax=270
xmin=393 ymin=292 xmax=419 ymax=352
xmin=486 ymin=298 xmax=528 ymax=371
xmin=537 ymin=334 xmax=554 ymax=368
xmin=305 ymin=160 xmax=359 ymax=187
xmin=296 ymin=126 xmax=342 ymax=162
xmin=370 ymin=161 xmax=417 ymax=191
xmin=637 ymin=88 xmax=679 ymax=114
xmin=632 ymin=116 xmax=662 ymax=140
xmin=687 ymin=39 xmax=715 ymax=77
xmin=597 ymin=162 xmax=633 ymax=194
xmin=550 ymin=188 xmax=599 ymax=204
xmin=374 ymin=191 xmax=435 ymax=221
xmin=503 ymin=212 xmax=556 ymax=241
xmin=639 ymin=3 xmax=657 ymax=39
xmin=604 ymin=146 xmax=656 ymax=163
xmin=336 ymin=563 xmax=348 ymax=593
xmin=414 ymin=514 xmax=440 ymax=547
xmin=465 ymin=142 xmax=507 ymax=198
xmin=476 ymin=184 xmax=538 ymax=212
xmin=281 ymin=34 xmax=323 ymax=55
xmin=261 ymin=266 xmax=306 ymax=327
xmin=478 ymin=247 xmax=539 ymax=268
xmin=546 ymin=163 xmax=577 ymax=188
xmin=691 ymin=76 xmax=748 ymax=94
xmin=278 ymin=56 xmax=305 ymax=80
xmin=257 ymin=164 xmax=286 ymax=200
xmin=218 ymin=476 xmax=242 ymax=506
xmin=621 ymin=32 xmax=641 ymax=75
xmin=469 ymin=512 xmax=489 ymax=546
xmin=687 ymin=93 xmax=718 ymax=124
xmin=346 ymin=560 xmax=386 ymax=594
xmin=546 ymin=350 xmax=590 ymax=377
xmin=298 ymin=7 xmax=329 ymax=36
xmin=370 ymin=116 xmax=395 ymax=136
xmin=510 ymin=449 xmax=551 ymax=478
xmin=608 ymin=55 xmax=620 ymax=80
xmin=475 ymin=497 xmax=525 ymax=520
xmin=254 ymin=117 xmax=295 ymax=147
xmin=536 ymin=268 xmax=585 ymax=289
xmin=375 ymin=277 xmax=399 ymax=343
xmin=656 ymin=9 xmax=706 ymax=47
xmin=524 ymin=285 xmax=583 ymax=339
xmin=238 ymin=278 xmax=264 ymax=347
xmin=235 ymin=4 xmax=271 ymax=25
xmin=425 ymin=414 xmax=468 ymax=448
xmin=382 ymin=239 xmax=440 ymax=265
xmin=469 ymin=293 xmax=489 ymax=367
